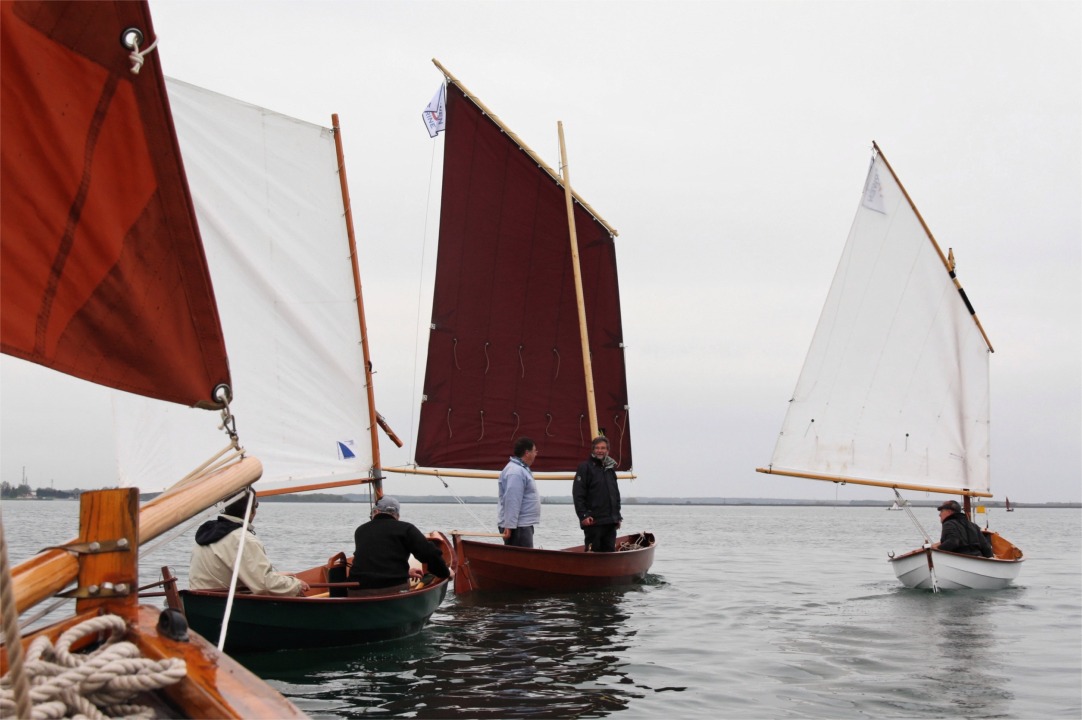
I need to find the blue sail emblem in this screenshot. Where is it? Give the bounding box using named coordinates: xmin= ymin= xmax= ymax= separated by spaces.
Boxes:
xmin=337 ymin=440 xmax=357 ymax=460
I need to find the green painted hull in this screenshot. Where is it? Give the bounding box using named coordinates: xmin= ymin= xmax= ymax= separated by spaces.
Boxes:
xmin=180 ymin=580 xmax=448 ymax=653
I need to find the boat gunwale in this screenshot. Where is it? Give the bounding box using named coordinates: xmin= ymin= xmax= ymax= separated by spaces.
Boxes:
xmin=179 ymin=577 xmax=451 ymax=604
xmin=888 ymin=546 xmax=1025 ymax=563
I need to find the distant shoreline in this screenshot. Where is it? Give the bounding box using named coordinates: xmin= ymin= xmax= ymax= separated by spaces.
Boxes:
xmin=250 ymin=493 xmax=1080 ymax=509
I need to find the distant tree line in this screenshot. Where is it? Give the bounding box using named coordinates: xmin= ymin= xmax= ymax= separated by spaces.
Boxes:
xmin=0 ymin=482 xmax=79 ymax=499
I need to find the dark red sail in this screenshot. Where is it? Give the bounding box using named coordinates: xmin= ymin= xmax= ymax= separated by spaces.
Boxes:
xmin=1 ymin=1 xmax=230 ymax=408
xmin=414 ymin=81 xmax=632 ymax=473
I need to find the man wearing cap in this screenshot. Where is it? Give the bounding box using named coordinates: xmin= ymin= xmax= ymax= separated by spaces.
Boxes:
xmin=932 ymin=500 xmax=993 ymax=557
xmin=497 ymin=437 xmax=541 ymax=548
xmin=349 ymin=496 xmax=452 ymax=591
xmin=189 ymin=489 xmax=309 ymax=596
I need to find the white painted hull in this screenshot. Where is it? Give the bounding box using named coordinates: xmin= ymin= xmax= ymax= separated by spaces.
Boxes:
xmin=890 ymin=547 xmax=1023 ymax=590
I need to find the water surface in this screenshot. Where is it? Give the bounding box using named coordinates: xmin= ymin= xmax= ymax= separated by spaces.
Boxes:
xmin=5 ymin=501 xmax=1079 ymax=718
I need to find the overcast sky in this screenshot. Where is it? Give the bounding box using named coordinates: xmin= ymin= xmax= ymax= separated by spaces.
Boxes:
xmin=2 ymin=1 xmax=1079 ymax=504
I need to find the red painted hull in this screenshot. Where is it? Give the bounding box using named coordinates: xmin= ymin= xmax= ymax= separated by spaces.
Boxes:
xmin=454 ymin=532 xmax=655 ymax=594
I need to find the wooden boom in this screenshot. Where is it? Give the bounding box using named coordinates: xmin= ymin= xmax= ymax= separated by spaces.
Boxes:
xmin=11 ymin=457 xmax=262 ymax=615
xmin=756 ymin=466 xmax=994 ymax=498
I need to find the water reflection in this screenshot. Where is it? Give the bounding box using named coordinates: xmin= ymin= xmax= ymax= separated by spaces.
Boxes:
xmin=912 ymin=588 xmax=1017 ymax=717
xmin=242 ymin=587 xmax=645 ymax=718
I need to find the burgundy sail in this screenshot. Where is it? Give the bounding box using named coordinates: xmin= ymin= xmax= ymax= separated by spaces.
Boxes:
xmin=415 ymin=81 xmax=632 ymax=473
xmin=1 ymin=0 xmax=230 ymax=408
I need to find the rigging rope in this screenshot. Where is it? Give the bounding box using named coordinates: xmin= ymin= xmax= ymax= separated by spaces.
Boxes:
xmin=408 ymin=136 xmax=441 ymax=466
xmin=0 ymin=614 xmax=186 ymax=720
xmin=16 ymin=595 xmax=70 ymax=637
xmin=893 ymin=489 xmax=932 ymax=544
xmin=127 ymin=37 xmax=158 ymax=75
xmin=1 ymin=514 xmax=33 ymax=718
xmin=428 ymin=475 xmax=496 ymax=531
xmin=217 ymin=489 xmax=257 ymax=652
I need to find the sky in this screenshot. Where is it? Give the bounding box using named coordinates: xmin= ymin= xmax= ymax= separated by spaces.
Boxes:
xmin=2 ymin=1 xmax=1079 ymax=504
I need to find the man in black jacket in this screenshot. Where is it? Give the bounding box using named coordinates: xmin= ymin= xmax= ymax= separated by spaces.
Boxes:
xmin=932 ymin=500 xmax=993 ymax=557
xmin=573 ymin=436 xmax=623 ymax=552
xmin=349 ymin=496 xmax=452 ymax=591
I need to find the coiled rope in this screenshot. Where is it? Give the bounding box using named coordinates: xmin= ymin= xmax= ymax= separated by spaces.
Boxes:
xmin=0 ymin=614 xmax=186 ymax=720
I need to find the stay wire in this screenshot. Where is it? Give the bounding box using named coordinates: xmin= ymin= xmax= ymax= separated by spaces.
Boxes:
xmin=408 ymin=129 xmax=440 ymax=465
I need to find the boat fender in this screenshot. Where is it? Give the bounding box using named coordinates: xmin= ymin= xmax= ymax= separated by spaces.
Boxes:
xmin=156 ymin=607 xmax=190 ymax=642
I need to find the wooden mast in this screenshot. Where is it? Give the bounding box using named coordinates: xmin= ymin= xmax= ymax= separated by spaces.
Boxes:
xmin=333 ymin=113 xmax=384 ymax=501
xmin=559 ymin=121 xmax=600 ymax=439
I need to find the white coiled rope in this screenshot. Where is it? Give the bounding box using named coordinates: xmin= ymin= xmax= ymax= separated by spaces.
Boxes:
xmin=0 ymin=614 xmax=186 ymax=720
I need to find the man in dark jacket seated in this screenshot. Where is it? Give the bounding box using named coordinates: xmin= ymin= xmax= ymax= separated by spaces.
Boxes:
xmin=349 ymin=496 xmax=452 ymax=592
xmin=932 ymin=499 xmax=994 ymax=557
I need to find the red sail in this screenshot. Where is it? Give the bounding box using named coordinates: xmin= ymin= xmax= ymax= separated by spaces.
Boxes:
xmin=415 ymin=82 xmax=632 ymax=473
xmin=1 ymin=1 xmax=230 ymax=408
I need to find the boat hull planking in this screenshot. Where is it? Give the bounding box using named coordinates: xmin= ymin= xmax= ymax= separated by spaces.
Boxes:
xmin=181 ymin=581 xmax=448 ymax=652
xmin=890 ymin=536 xmax=1024 ymax=590
xmin=454 ymin=532 xmax=655 ymax=594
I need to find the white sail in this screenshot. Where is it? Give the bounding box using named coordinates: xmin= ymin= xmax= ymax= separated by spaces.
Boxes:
xmin=114 ymin=79 xmax=374 ymax=489
xmin=765 ymin=152 xmax=992 ymax=496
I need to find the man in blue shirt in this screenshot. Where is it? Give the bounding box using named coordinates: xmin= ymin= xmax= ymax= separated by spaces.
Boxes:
xmin=497 ymin=437 xmax=541 ymax=547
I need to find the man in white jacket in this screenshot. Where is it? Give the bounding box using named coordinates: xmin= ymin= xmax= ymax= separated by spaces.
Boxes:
xmin=189 ymin=489 xmax=309 ymax=595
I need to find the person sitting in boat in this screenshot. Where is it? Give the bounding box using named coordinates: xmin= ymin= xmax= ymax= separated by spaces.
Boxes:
xmin=497 ymin=437 xmax=541 ymax=548
xmin=573 ymin=436 xmax=623 ymax=552
xmin=189 ymin=489 xmax=309 ymax=596
xmin=932 ymin=500 xmax=994 ymax=557
xmin=348 ymin=496 xmax=452 ymax=592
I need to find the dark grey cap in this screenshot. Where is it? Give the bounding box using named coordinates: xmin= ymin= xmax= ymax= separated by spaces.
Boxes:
xmin=374 ymin=496 xmax=400 ymax=515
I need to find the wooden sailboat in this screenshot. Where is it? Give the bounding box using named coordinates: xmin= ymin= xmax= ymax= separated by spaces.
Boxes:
xmin=130 ymin=79 xmax=455 ymax=652
xmin=0 ymin=2 xmax=303 ymax=716
xmin=1006 ymin=497 xmax=1014 ymax=512
xmin=757 ymin=142 xmax=1023 ymax=591
xmin=180 ymin=537 xmax=455 ymax=652
xmin=386 ymin=60 xmax=655 ymax=594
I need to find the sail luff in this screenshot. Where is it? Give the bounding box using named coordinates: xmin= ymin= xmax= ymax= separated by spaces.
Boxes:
xmin=872 ymin=141 xmax=994 ymax=353
xmin=755 ymin=466 xmax=993 ymax=498
xmin=431 ymin=58 xmax=618 ymax=238
xmin=558 ymin=121 xmax=600 ymax=438
xmin=332 ymin=112 xmax=383 ymax=500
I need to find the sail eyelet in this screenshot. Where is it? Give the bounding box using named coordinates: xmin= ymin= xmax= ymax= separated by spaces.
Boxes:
xmin=120 ymin=27 xmax=158 ymax=75
xmin=120 ymin=27 xmax=144 ymax=50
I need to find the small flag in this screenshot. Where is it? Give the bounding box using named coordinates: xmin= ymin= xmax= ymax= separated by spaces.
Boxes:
xmin=422 ymin=84 xmax=446 ymax=138
xmin=337 ymin=440 xmax=357 ymax=460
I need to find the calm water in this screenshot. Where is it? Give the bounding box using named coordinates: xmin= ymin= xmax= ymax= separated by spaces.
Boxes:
xmin=4 ymin=500 xmax=1080 ymax=718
